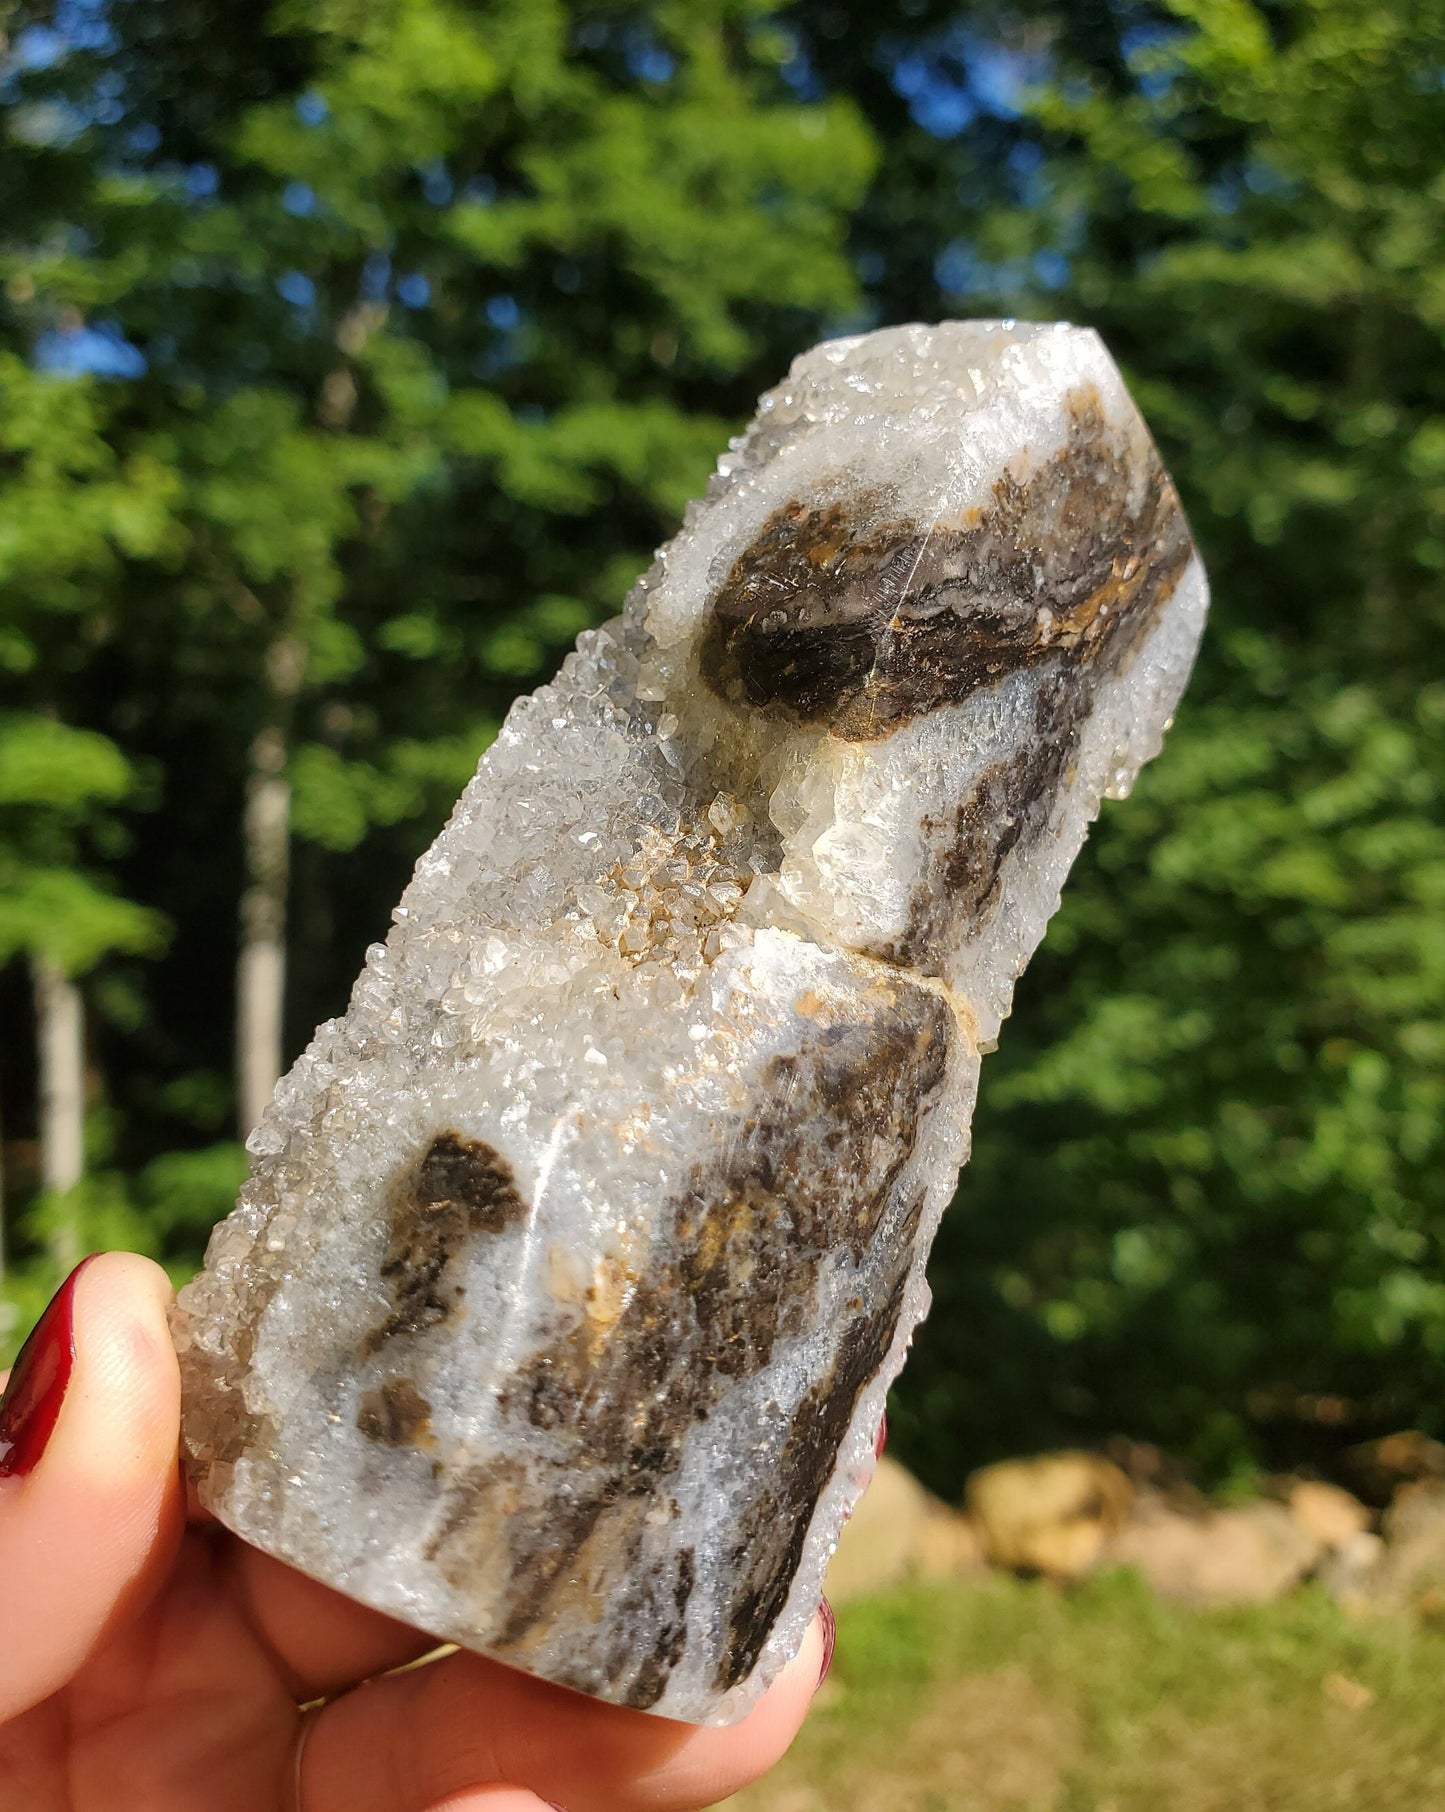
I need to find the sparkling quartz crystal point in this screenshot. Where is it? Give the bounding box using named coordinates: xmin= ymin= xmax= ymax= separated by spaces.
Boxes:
xmin=174 ymin=321 xmax=1208 ymax=1723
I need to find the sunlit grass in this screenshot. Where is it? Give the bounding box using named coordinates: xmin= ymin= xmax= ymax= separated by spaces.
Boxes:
xmin=734 ymin=1571 xmax=1445 ymax=1811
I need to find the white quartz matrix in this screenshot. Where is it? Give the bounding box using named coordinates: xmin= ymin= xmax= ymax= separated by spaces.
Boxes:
xmin=174 ymin=322 xmax=1208 ymax=1723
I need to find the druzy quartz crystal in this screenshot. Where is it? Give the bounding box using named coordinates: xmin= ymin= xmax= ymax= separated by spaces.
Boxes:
xmin=174 ymin=321 xmax=1208 ymax=1723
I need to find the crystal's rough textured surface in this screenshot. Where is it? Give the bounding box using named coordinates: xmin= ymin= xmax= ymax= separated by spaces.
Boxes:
xmin=174 ymin=322 xmax=1208 ymax=1723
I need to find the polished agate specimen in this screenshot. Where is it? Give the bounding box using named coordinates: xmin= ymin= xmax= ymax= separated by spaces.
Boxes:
xmin=173 ymin=322 xmax=1208 ymax=1723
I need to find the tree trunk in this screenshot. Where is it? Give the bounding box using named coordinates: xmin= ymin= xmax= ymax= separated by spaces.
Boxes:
xmin=33 ymin=954 xmax=85 ymax=1274
xmin=233 ymin=322 xmax=372 ymax=1137
xmin=236 ymin=725 xmax=292 ymax=1141
xmin=236 ymin=633 xmax=305 ymax=1139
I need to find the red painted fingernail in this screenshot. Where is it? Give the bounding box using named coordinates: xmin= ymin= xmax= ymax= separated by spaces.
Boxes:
xmin=0 ymin=1257 xmax=95 ymax=1479
xmin=875 ymin=1411 xmax=888 ymax=1458
xmin=816 ymin=1598 xmax=836 ymax=1689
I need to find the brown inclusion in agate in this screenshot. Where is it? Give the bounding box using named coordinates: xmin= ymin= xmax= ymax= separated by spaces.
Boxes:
xmin=419 ymin=984 xmax=951 ymax=1709
xmin=700 ymin=391 xmax=1192 ymax=742
xmin=364 ymin=1133 xmax=530 ymax=1356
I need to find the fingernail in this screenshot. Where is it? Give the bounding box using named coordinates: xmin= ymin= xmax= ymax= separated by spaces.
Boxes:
xmin=875 ymin=1411 xmax=888 ymax=1458
xmin=0 ymin=1257 xmax=95 ymax=1479
xmin=816 ymin=1598 xmax=836 ymax=1690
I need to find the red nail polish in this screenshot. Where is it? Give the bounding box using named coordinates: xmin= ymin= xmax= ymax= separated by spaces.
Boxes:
xmin=816 ymin=1598 xmax=836 ymax=1689
xmin=875 ymin=1411 xmax=888 ymax=1459
xmin=0 ymin=1257 xmax=95 ymax=1479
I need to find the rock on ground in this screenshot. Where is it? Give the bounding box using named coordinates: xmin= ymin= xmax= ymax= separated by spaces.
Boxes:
xmin=1336 ymin=1480 xmax=1445 ymax=1614
xmin=966 ymin=1451 xmax=1134 ymax=1579
xmin=1100 ymin=1495 xmax=1322 ymax=1605
xmin=1285 ymin=1479 xmax=1371 ymax=1551
xmin=1344 ymin=1431 xmax=1445 ymax=1508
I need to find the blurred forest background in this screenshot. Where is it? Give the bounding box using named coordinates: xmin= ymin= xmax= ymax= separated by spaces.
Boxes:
xmin=0 ymin=0 xmax=1441 ymax=1496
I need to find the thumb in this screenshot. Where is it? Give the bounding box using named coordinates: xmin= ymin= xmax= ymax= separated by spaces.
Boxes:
xmin=0 ymin=1252 xmax=183 ymax=1720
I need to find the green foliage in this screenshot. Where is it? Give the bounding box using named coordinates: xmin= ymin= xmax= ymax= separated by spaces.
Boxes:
xmin=863 ymin=0 xmax=1445 ymax=1488
xmin=0 ymin=1 xmax=871 ymax=1289
xmin=0 ymin=354 xmax=179 ymax=629
xmin=138 ymin=1142 xmax=251 ymax=1242
xmin=915 ymin=647 xmax=1445 ymax=1481
xmin=0 ymin=715 xmax=133 ymax=809
xmin=0 ymin=716 xmax=166 ymax=969
xmin=0 ymin=1141 xmax=247 ymax=1363
xmin=0 ymin=359 xmax=173 ymax=975
xmin=2 ymin=0 xmax=1442 ymax=1499
xmin=0 ymin=866 xmax=166 ymax=974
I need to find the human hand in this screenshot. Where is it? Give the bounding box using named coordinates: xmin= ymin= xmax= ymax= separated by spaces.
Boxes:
xmin=0 ymin=1253 xmax=832 ymax=1811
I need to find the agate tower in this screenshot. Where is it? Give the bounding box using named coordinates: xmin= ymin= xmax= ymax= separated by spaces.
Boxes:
xmin=175 ymin=322 xmax=1208 ymax=1723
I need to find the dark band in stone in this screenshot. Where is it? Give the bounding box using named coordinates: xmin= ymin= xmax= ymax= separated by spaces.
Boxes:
xmin=358 ymin=1375 xmax=434 ymax=1447
xmin=713 ymin=1229 xmax=918 ymax=1689
xmin=419 ymin=985 xmax=952 ymax=1708
xmin=699 ymin=389 xmax=1193 ymax=742
xmin=363 ymin=1132 xmax=529 ymax=1356
xmin=884 ymin=665 xmax=1084 ymax=970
